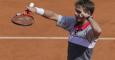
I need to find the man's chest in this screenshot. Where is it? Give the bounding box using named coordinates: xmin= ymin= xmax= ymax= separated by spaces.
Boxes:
xmin=70 ymin=25 xmax=92 ymax=39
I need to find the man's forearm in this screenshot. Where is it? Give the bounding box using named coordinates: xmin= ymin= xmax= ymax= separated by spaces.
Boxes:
xmin=88 ymin=17 xmax=102 ymax=36
xmin=35 ymin=7 xmax=59 ymax=21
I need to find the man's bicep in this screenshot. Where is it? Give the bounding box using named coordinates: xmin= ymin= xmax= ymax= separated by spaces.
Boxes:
xmin=86 ymin=29 xmax=99 ymax=41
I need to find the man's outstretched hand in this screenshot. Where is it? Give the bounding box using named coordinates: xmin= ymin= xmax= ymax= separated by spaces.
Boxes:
xmin=26 ymin=3 xmax=36 ymax=13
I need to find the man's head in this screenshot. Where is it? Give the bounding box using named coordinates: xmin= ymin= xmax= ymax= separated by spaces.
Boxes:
xmin=74 ymin=0 xmax=95 ymax=22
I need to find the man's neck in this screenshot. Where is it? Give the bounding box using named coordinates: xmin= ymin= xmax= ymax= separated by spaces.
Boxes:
xmin=77 ymin=20 xmax=88 ymax=26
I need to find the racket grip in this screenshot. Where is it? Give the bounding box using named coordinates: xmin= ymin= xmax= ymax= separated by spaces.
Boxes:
xmin=25 ymin=9 xmax=31 ymax=14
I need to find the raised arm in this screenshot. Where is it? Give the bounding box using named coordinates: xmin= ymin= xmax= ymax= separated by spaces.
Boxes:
xmin=87 ymin=17 xmax=102 ymax=36
xmin=26 ymin=4 xmax=62 ymax=21
xmin=79 ymin=7 xmax=102 ymax=36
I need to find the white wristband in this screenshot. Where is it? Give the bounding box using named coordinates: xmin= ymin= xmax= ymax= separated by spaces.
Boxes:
xmin=35 ymin=7 xmax=45 ymax=15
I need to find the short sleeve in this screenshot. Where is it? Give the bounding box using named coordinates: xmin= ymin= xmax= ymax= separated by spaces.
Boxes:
xmin=57 ymin=16 xmax=76 ymax=31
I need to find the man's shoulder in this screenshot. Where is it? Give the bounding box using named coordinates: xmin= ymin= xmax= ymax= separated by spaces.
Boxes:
xmin=62 ymin=16 xmax=75 ymax=20
xmin=62 ymin=16 xmax=76 ymax=22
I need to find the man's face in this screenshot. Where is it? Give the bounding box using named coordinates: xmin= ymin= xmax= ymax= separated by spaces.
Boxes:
xmin=74 ymin=5 xmax=86 ymax=22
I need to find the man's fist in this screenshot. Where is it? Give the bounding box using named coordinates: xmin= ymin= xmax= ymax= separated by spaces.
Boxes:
xmin=26 ymin=3 xmax=36 ymax=13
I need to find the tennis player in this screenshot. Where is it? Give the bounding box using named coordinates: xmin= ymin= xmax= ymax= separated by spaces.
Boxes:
xmin=27 ymin=0 xmax=102 ymax=60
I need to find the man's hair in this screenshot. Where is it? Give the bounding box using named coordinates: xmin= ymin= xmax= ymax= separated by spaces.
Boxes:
xmin=75 ymin=0 xmax=95 ymax=15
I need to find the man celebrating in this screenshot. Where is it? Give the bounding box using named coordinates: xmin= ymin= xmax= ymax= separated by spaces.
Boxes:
xmin=27 ymin=0 xmax=102 ymax=60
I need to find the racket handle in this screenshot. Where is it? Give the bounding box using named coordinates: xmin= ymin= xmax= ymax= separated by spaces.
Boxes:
xmin=25 ymin=9 xmax=31 ymax=14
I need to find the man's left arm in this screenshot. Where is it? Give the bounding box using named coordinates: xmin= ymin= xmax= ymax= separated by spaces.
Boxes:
xmin=87 ymin=17 xmax=102 ymax=36
xmin=80 ymin=8 xmax=102 ymax=36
